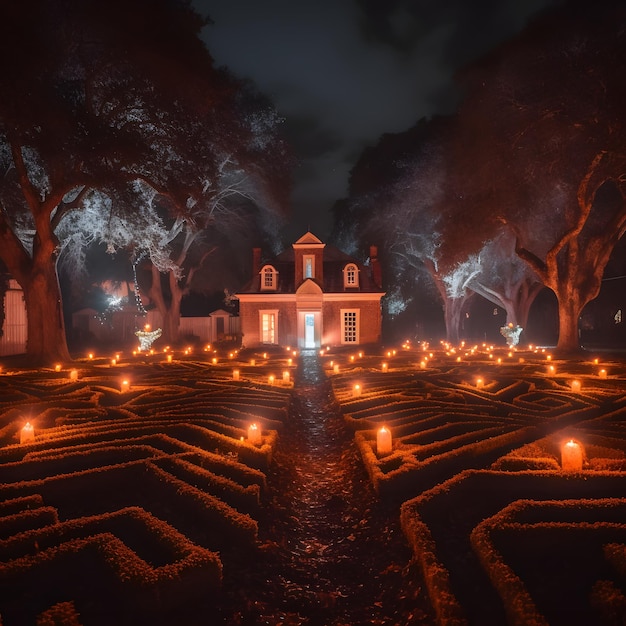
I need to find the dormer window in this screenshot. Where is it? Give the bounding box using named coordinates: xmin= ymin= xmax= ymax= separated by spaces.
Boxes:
xmin=261 ymin=265 xmax=277 ymax=290
xmin=343 ymin=263 xmax=359 ymax=288
xmin=303 ymin=255 xmax=315 ymax=279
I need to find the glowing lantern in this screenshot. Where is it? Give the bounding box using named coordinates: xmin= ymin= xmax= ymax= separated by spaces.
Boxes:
xmin=167 ymin=354 xmax=173 ymax=363
xmin=283 ymin=371 xmax=290 ymax=383
xmin=547 ymin=364 xmax=556 ymax=375
xmin=247 ymin=423 xmax=262 ymax=445
xmin=88 ymin=353 xmax=94 ymax=360
xmin=561 ymin=440 xmax=583 ymax=471
xmin=20 ymin=422 xmax=35 ymax=444
xmin=268 ymin=374 xmax=275 ymax=385
xmin=263 ymin=352 xmax=268 ymax=359
xmin=54 ymin=364 xmax=62 ymax=372
xmin=250 ymin=359 xmax=256 ymax=366
xmin=233 ymin=369 xmax=240 ymax=381
xmin=288 ymin=358 xmax=293 ymax=366
xmin=121 ymin=379 xmax=130 ymax=392
xmin=419 ymin=360 xmax=426 ymax=369
xmin=69 ymin=369 xmax=78 ymax=382
xmin=111 ymin=358 xmax=117 ymax=366
xmin=212 ymin=357 xmax=218 ymax=365
xmin=333 ymin=364 xmax=339 ymax=374
xmin=353 ymin=384 xmax=361 ymax=397
xmin=377 ymin=426 xmax=392 ymax=455
xmin=476 ymin=377 xmax=484 ymax=389
xmin=593 ymin=358 xmax=599 ymax=365
xmin=570 ymin=379 xmax=582 ymax=393
xmin=599 ymin=368 xmax=608 ymax=379
xmin=381 ymin=362 xmax=388 ymax=373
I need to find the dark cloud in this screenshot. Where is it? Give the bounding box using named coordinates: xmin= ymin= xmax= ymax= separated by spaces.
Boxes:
xmin=193 ymin=0 xmax=559 ymax=241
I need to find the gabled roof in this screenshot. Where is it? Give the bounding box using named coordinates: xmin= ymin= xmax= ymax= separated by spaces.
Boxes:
xmin=237 ymin=233 xmax=383 ymax=295
xmin=293 ymin=231 xmax=324 ymax=246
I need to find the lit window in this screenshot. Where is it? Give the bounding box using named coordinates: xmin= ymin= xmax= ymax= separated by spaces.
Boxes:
xmin=343 ymin=263 xmax=359 ymax=288
xmin=261 ymin=265 xmax=277 ymax=290
xmin=260 ymin=311 xmax=277 ymax=344
xmin=341 ymin=309 xmax=359 ymax=344
xmin=304 ymin=255 xmax=314 ymax=279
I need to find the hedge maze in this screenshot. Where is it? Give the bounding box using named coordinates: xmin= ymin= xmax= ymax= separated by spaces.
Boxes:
xmin=328 ymin=346 xmax=626 ymax=625
xmin=0 ymin=352 xmax=292 ymax=625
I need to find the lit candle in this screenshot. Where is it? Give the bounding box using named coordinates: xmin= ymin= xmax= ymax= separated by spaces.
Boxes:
xmin=593 ymin=358 xmax=599 ymax=365
xmin=570 ymin=379 xmax=581 ymax=393
xmin=88 ymin=353 xmax=94 ymax=360
xmin=247 ymin=423 xmax=262 ymax=445
xmin=111 ymin=358 xmax=117 ymax=366
xmin=282 ymin=371 xmax=290 ymax=383
xmin=69 ymin=369 xmax=78 ymax=382
xmin=249 ymin=359 xmax=256 ymax=366
xmin=288 ymin=358 xmax=293 ymax=366
xmin=263 ymin=352 xmax=267 ymax=359
xmin=599 ymin=368 xmax=608 ymax=379
xmin=54 ymin=364 xmax=62 ymax=372
xmin=167 ymin=354 xmax=173 ymax=363
xmin=353 ymin=384 xmax=361 ymax=397
xmin=212 ymin=357 xmax=218 ymax=365
xmin=121 ymin=379 xmax=130 ymax=392
xmin=561 ymin=440 xmax=583 ymax=471
xmin=268 ymin=374 xmax=275 ymax=385
xmin=547 ymin=364 xmax=556 ymax=375
xmin=333 ymin=364 xmax=339 ymax=374
xmin=419 ymin=360 xmax=426 ymax=369
xmin=233 ymin=369 xmax=240 ymax=380
xmin=377 ymin=426 xmax=392 ymax=455
xmin=20 ymin=422 xmax=35 ymax=444
xmin=476 ymin=377 xmax=484 ymax=389
xmin=381 ymin=362 xmax=388 ymax=372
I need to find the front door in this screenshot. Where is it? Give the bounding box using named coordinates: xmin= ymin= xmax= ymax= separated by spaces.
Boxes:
xmin=304 ymin=313 xmax=315 ymax=348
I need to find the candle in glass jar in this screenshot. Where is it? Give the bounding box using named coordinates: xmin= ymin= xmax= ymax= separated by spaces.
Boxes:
xmin=20 ymin=422 xmax=35 ymax=445
xmin=561 ymin=440 xmax=583 ymax=471
xmin=377 ymin=426 xmax=392 ymax=455
xmin=247 ymin=423 xmax=262 ymax=445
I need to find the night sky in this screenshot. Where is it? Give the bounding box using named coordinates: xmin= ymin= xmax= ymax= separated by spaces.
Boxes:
xmin=193 ymin=0 xmax=561 ymax=241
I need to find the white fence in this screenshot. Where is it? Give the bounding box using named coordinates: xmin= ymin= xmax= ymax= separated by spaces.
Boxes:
xmin=0 ymin=280 xmax=27 ymax=356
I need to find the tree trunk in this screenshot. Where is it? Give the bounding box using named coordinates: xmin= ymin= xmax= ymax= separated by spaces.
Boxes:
xmin=554 ymin=287 xmax=584 ymax=353
xmin=22 ymin=257 xmax=71 ymax=364
xmin=148 ymin=265 xmax=183 ymax=345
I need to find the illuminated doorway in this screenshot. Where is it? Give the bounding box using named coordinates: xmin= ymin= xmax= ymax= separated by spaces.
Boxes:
xmin=304 ymin=313 xmax=315 ymax=348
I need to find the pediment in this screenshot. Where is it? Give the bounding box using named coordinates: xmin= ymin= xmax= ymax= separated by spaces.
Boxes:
xmin=296 ymin=278 xmax=323 ymax=295
xmin=293 ymin=231 xmax=324 ymax=246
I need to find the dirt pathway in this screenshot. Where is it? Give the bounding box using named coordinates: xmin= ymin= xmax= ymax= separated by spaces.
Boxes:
xmin=216 ymin=351 xmax=431 ymax=625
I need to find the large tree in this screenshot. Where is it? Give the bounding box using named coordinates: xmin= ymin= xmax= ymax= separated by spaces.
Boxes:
xmin=0 ymin=0 xmax=289 ymax=363
xmin=451 ymin=0 xmax=626 ymax=352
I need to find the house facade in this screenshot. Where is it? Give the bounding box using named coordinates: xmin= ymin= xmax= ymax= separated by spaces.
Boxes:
xmin=236 ymin=232 xmax=385 ymax=349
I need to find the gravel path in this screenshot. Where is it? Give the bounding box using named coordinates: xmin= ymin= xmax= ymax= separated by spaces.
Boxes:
xmin=215 ymin=350 xmax=431 ymax=625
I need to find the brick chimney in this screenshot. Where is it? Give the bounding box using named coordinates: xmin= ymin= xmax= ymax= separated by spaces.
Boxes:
xmin=370 ymin=245 xmax=382 ymax=289
xmin=252 ymin=247 xmax=262 ymax=281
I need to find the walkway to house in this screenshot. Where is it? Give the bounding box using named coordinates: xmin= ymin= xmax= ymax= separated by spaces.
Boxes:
xmin=216 ymin=350 xmax=431 ymax=625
